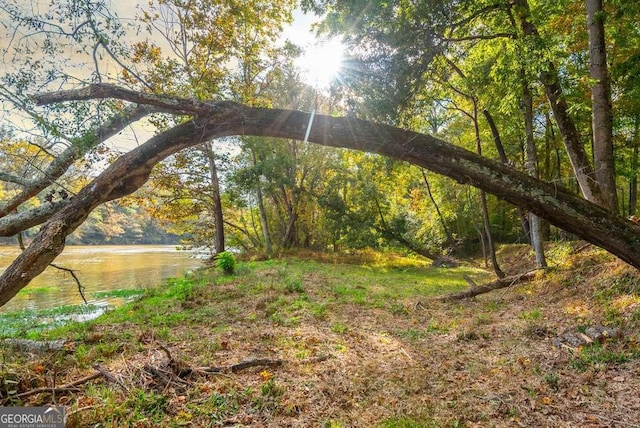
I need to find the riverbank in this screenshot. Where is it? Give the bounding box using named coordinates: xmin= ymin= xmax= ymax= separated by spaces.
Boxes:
xmin=1 ymin=246 xmax=639 ymax=426
xmin=0 ymin=245 xmax=201 ymax=313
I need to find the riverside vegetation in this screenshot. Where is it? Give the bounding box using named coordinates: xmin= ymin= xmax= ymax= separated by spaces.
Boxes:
xmin=1 ymin=245 xmax=640 ymax=427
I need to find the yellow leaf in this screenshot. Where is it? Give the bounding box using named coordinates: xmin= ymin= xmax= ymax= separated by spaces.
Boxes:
xmin=259 ymin=370 xmax=272 ymax=381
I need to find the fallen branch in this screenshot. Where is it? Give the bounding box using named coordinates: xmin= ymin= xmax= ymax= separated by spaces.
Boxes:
xmin=439 ymin=270 xmax=541 ymax=302
xmin=3 ymin=338 xmax=68 ymax=352
xmin=4 ymin=364 xmax=116 ymax=402
xmin=194 ymin=358 xmax=284 ymax=375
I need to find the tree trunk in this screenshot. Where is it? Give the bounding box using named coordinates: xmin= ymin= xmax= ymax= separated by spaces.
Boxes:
xmin=203 ymin=142 xmax=225 ymax=254
xmin=513 ymin=0 xmax=608 ymax=209
xmin=522 ymin=81 xmax=547 ymax=269
xmin=281 ymin=188 xmax=298 ymax=248
xmin=472 ymin=103 xmax=505 ymax=278
xmin=3 ymin=83 xmax=640 ymax=307
xmin=421 ymin=169 xmax=454 ymax=244
xmin=587 ymin=0 xmax=618 ymax=212
xmin=256 ymin=186 xmax=272 ymax=254
xmin=483 ymin=109 xmax=531 ymax=242
xmin=630 ymin=135 xmax=639 ymax=216
xmin=251 ymin=149 xmax=272 ymax=255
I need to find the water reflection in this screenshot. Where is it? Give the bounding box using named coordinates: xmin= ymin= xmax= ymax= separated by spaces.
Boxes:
xmin=0 ymin=245 xmax=203 ymax=313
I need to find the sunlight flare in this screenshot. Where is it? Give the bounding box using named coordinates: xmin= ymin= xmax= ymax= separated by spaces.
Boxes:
xmin=296 ymin=38 xmax=344 ymax=88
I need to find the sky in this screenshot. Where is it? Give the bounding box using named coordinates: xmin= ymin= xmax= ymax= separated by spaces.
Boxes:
xmin=102 ymin=2 xmax=331 ymax=152
xmin=0 ymin=1 xmax=335 ymax=152
xmin=0 ymin=0 xmax=335 ymax=150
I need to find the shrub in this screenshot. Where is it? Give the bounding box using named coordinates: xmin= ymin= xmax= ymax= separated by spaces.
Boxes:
xmin=216 ymin=251 xmax=236 ymax=275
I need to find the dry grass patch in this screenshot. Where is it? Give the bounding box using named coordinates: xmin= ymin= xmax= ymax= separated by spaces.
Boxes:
xmin=1 ymin=248 xmax=640 ymax=426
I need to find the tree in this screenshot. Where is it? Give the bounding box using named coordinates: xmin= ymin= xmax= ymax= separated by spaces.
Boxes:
xmin=126 ymin=0 xmax=295 ymax=254
xmin=3 ymin=1 xmax=640 ymax=308
xmin=2 ymin=83 xmax=640 ymax=307
xmin=587 ymin=0 xmax=617 ymax=211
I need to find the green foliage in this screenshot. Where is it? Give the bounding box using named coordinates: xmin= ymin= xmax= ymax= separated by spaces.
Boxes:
xmin=0 ymin=304 xmax=103 ymax=338
xmin=570 ymin=342 xmax=631 ymax=372
xmin=285 ymin=277 xmax=305 ymax=294
xmin=519 ymin=308 xmax=543 ymax=322
xmin=331 ymin=322 xmax=349 ymax=334
xmin=543 ymin=372 xmax=560 ymax=391
xmin=93 ymin=289 xmax=145 ymax=299
xmin=216 ymin=251 xmax=236 ymax=275
xmin=379 ymin=417 xmax=438 ymax=428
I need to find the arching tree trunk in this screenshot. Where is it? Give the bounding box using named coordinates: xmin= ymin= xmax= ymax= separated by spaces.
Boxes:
xmin=2 ymin=83 xmax=640 ymax=307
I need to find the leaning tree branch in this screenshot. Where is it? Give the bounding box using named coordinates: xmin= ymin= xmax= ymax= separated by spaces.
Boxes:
xmin=443 ymin=32 xmax=516 ymax=42
xmin=0 ymin=104 xmax=155 ymax=217
xmin=3 ymin=84 xmax=640 ymax=307
xmin=0 ymin=201 xmax=69 ymax=237
xmin=32 ymin=83 xmax=229 ymax=116
xmin=0 ymin=172 xmax=30 ymax=186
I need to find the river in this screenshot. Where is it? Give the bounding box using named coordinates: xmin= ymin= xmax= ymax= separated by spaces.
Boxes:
xmin=0 ymin=245 xmax=205 ymax=313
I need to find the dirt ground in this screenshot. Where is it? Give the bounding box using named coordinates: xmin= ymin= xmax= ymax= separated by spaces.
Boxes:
xmin=2 ymin=245 xmax=640 ymax=427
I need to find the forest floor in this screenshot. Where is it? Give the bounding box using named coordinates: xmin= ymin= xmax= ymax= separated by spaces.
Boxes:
xmin=1 ymin=243 xmax=640 ymax=427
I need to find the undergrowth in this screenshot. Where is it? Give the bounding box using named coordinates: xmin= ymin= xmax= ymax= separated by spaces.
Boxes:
xmin=1 ymin=247 xmax=639 ymax=426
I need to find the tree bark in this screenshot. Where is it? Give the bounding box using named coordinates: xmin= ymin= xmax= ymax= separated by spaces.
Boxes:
xmin=203 ymin=142 xmax=225 ymax=254
xmin=587 ymin=0 xmax=618 ymax=212
xmin=483 ymin=109 xmax=531 ymax=242
xmin=630 ymin=119 xmax=639 ymax=216
xmin=522 ymin=81 xmax=547 ymax=268
xmin=439 ymin=270 xmax=539 ymax=302
xmin=513 ymin=0 xmax=608 ymax=209
xmin=2 ymin=83 xmax=640 ymax=307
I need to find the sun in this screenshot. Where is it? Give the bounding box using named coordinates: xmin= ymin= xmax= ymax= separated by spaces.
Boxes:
xmin=296 ymin=38 xmax=344 ymax=89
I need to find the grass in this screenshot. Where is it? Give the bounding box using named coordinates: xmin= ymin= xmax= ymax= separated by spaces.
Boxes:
xmin=92 ymin=289 xmax=145 ymax=299
xmin=17 ymin=286 xmax=61 ymax=295
xmin=1 ymin=248 xmax=640 ymax=426
xmin=0 ymin=304 xmax=104 ymax=337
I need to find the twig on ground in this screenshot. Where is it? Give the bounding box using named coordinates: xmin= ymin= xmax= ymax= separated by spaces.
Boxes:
xmin=194 ymin=358 xmax=284 ymax=375
xmin=8 ymin=373 xmax=100 ymax=401
xmin=3 ymin=364 xmax=118 ymax=403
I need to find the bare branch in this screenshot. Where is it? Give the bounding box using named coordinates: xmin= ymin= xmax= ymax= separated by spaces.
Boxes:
xmin=0 ymin=200 xmax=69 ymax=237
xmin=32 ymin=83 xmax=230 ymax=116
xmin=448 ymin=3 xmax=507 ymax=33
xmin=443 ymin=33 xmax=515 ymax=42
xmin=49 ymin=263 xmax=87 ymax=304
